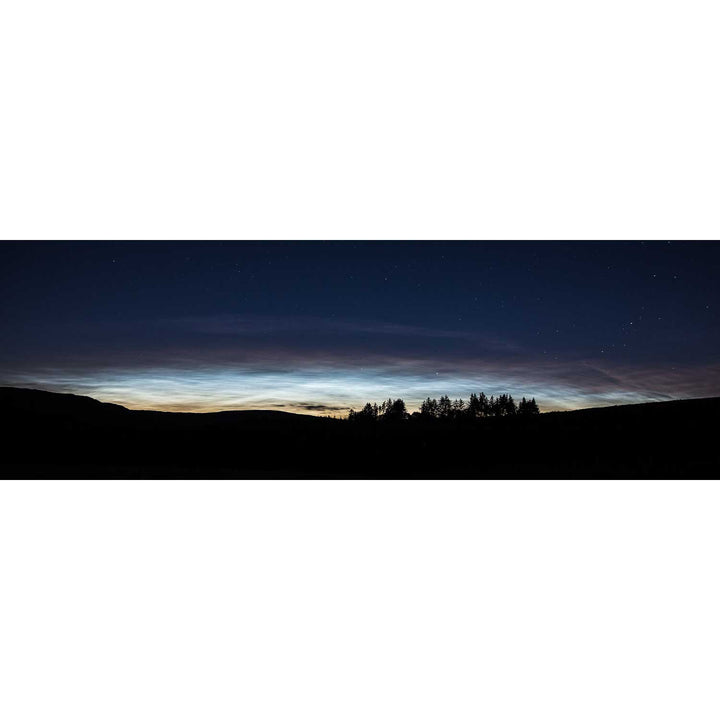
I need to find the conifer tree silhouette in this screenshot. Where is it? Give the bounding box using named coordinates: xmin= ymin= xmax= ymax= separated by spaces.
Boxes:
xmin=467 ymin=393 xmax=483 ymax=418
xmin=452 ymin=398 xmax=465 ymax=418
xmin=478 ymin=392 xmax=489 ymax=417
xmin=349 ymin=392 xmax=539 ymax=422
xmin=385 ymin=398 xmax=408 ymax=422
xmin=438 ymin=395 xmax=452 ymax=420
xmin=420 ymin=397 xmax=439 ymax=418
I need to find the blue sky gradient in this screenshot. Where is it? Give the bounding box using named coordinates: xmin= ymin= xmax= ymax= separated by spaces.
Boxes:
xmin=1 ymin=241 xmax=718 ymax=414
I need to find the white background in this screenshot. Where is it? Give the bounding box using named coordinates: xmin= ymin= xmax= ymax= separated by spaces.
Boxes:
xmin=1 ymin=481 xmax=719 ymax=719
xmin=0 ymin=0 xmax=718 ymax=239
xmin=1 ymin=2 xmax=719 ymax=718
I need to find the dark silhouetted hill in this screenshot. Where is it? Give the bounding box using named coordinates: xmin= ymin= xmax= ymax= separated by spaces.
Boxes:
xmin=1 ymin=387 xmax=718 ymax=478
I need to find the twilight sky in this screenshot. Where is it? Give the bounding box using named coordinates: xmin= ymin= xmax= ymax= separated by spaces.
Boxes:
xmin=1 ymin=241 xmax=718 ymax=415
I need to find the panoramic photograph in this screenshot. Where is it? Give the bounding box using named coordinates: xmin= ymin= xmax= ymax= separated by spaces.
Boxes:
xmin=1 ymin=240 xmax=718 ymax=478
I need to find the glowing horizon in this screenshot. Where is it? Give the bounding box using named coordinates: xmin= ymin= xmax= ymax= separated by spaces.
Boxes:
xmin=3 ymin=355 xmax=717 ymax=416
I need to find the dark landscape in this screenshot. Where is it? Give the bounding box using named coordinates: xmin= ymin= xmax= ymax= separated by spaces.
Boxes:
xmin=2 ymin=386 xmax=718 ymax=479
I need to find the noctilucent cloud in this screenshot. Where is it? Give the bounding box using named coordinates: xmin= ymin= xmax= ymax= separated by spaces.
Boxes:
xmin=1 ymin=241 xmax=718 ymax=415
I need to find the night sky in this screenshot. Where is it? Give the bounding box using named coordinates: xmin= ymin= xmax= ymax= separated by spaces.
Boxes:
xmin=1 ymin=241 xmax=718 ymax=415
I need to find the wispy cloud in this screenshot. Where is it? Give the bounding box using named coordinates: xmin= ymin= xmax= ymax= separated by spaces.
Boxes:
xmin=165 ymin=313 xmax=522 ymax=353
xmin=2 ymin=313 xmax=718 ymax=415
xmin=2 ymin=355 xmax=718 ymax=415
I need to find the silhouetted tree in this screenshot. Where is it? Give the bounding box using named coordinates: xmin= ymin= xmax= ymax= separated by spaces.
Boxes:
xmin=477 ymin=392 xmax=490 ymax=417
xmin=348 ymin=402 xmax=378 ymax=422
xmin=452 ymin=398 xmax=465 ymax=419
xmin=352 ymin=391 xmax=537 ymax=424
xmin=488 ymin=395 xmax=498 ymax=417
xmin=491 ymin=393 xmax=516 ymax=417
xmin=467 ymin=393 xmax=481 ymax=418
xmin=518 ymin=397 xmax=540 ymax=415
xmin=384 ymin=398 xmax=408 ymax=422
xmin=506 ymin=394 xmax=517 ymax=416
xmin=438 ymin=395 xmax=452 ymax=420
xmin=420 ymin=397 xmax=439 ymax=418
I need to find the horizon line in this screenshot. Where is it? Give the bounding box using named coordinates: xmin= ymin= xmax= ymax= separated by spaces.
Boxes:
xmin=2 ymin=385 xmax=717 ymax=418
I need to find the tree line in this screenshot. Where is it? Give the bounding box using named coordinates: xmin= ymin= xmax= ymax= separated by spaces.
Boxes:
xmin=347 ymin=393 xmax=540 ymax=422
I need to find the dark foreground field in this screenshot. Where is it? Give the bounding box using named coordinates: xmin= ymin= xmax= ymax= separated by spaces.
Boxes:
xmin=1 ymin=387 xmax=718 ymax=478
